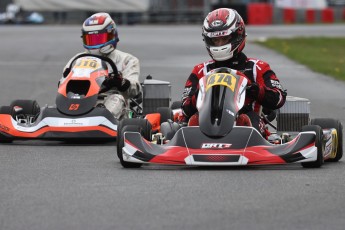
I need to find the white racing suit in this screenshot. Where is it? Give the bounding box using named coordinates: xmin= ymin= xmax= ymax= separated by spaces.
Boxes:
xmin=59 ymin=49 xmax=142 ymax=120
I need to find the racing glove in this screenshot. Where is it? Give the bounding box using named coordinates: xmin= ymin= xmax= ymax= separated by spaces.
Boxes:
xmin=103 ymin=73 xmax=130 ymax=92
xmin=63 ymin=67 xmax=71 ymax=78
xmin=246 ymin=82 xmax=261 ymax=100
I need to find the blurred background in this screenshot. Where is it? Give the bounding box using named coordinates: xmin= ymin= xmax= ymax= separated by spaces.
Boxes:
xmin=1 ymin=0 xmax=345 ymax=25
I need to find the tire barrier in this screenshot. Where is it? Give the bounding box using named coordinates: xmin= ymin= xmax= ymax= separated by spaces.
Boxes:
xmin=246 ymin=3 xmax=344 ymax=25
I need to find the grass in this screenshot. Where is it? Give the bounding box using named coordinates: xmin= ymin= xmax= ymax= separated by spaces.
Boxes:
xmin=255 ymin=37 xmax=345 ymax=81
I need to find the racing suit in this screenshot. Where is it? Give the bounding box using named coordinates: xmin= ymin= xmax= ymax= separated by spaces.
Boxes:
xmin=59 ymin=49 xmax=142 ymax=120
xmin=181 ymin=52 xmax=287 ymax=136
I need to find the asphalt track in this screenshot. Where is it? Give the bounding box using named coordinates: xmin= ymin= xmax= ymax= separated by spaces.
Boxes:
xmin=0 ymin=24 xmax=345 ymax=230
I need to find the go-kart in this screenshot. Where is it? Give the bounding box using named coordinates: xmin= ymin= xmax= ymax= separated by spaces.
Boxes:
xmin=117 ymin=67 xmax=343 ymax=168
xmin=0 ymin=54 xmax=172 ymax=143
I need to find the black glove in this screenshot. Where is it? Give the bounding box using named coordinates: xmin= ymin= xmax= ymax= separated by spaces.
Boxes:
xmin=63 ymin=67 xmax=71 ymax=78
xmin=246 ymin=82 xmax=260 ymax=100
xmin=103 ymin=74 xmax=130 ymax=92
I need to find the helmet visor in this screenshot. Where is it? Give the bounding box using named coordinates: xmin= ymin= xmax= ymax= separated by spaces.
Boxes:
xmin=82 ymin=32 xmax=115 ymax=47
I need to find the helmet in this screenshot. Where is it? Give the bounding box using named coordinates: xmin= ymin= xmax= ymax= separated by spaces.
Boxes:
xmin=202 ymin=8 xmax=246 ymax=61
xmin=82 ymin=12 xmax=119 ymax=56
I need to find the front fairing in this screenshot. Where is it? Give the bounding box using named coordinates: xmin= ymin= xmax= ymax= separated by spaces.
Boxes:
xmin=197 ymin=68 xmax=247 ymax=137
xmin=56 ymin=57 xmax=109 ymax=115
xmin=122 ymin=126 xmax=318 ymax=166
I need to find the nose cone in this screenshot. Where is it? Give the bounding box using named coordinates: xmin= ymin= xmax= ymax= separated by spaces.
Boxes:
xmin=199 ymin=85 xmax=236 ymax=137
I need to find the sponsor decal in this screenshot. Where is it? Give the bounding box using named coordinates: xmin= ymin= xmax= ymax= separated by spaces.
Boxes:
xmin=201 ymin=143 xmax=232 ymax=149
xmin=71 ymin=95 xmax=81 ymax=99
xmin=182 ymin=87 xmax=192 ymax=97
xmin=226 ymin=109 xmax=234 ymax=116
xmin=62 ymin=119 xmax=86 ymax=126
xmin=69 ymin=104 xmax=80 ymax=111
xmin=211 ymin=31 xmax=228 ymax=37
xmin=271 ymin=80 xmax=282 ymax=89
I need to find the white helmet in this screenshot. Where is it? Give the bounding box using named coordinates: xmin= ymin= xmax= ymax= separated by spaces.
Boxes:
xmin=82 ymin=12 xmax=119 ymax=56
xmin=202 ymin=8 xmax=246 ymax=61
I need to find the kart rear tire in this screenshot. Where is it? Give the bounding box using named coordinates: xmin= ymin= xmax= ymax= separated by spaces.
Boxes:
xmin=310 ymin=118 xmax=343 ymax=162
xmin=157 ymin=107 xmax=173 ymax=124
xmin=116 ymin=118 xmax=152 ymax=164
xmin=171 ymin=101 xmax=182 ymax=110
xmin=10 ymin=100 xmax=40 ymax=120
xmin=301 ymin=125 xmax=324 ymax=168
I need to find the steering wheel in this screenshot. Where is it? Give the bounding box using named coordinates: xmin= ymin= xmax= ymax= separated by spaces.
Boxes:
xmin=68 ymin=53 xmax=118 ymax=75
xmin=67 ymin=53 xmax=119 ymax=93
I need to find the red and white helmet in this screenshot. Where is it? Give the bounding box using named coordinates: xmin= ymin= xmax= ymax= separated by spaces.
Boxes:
xmin=202 ymin=8 xmax=246 ymax=61
xmin=82 ymin=12 xmax=119 ymax=56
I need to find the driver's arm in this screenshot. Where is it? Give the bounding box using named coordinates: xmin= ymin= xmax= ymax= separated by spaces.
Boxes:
xmin=181 ymin=66 xmax=200 ymax=120
xmin=252 ymin=60 xmax=286 ymax=110
xmin=260 ymin=70 xmax=286 ymax=110
xmin=108 ymin=51 xmax=141 ymax=99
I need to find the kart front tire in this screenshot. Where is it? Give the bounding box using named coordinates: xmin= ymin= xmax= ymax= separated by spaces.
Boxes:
xmin=117 ymin=118 xmax=152 ymax=147
xmin=118 ymin=125 xmax=143 ymax=168
xmin=310 ymin=118 xmax=343 ymax=162
xmin=301 ymin=125 xmax=324 ymax=168
xmin=10 ymin=100 xmax=40 ymax=120
xmin=116 ymin=118 xmax=152 ymax=166
xmin=0 ymin=106 xmax=12 ymax=114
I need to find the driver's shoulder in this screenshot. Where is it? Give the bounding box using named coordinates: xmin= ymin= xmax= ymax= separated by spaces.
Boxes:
xmin=192 ymin=60 xmax=214 ymax=74
xmin=110 ymin=49 xmax=139 ymax=64
xmin=247 ymin=58 xmax=270 ymax=68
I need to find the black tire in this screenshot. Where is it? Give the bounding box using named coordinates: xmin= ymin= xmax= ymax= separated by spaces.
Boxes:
xmin=116 ymin=118 xmax=152 ymax=165
xmin=0 ymin=106 xmax=12 ymax=114
xmin=10 ymin=100 xmax=40 ymax=120
xmin=117 ymin=118 xmax=152 ymax=144
xmin=301 ymin=125 xmax=324 ymax=168
xmin=0 ymin=138 xmax=13 ymax=144
xmin=117 ymin=125 xmax=143 ymax=168
xmin=156 ymin=107 xmax=173 ymax=124
xmin=310 ymin=118 xmax=343 ymax=162
xmin=171 ymin=101 xmax=182 ymax=110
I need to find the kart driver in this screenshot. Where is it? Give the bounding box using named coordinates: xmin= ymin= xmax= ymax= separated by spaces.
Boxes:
xmin=59 ymin=12 xmax=141 ymax=120
xmin=181 ymin=8 xmax=287 ymax=137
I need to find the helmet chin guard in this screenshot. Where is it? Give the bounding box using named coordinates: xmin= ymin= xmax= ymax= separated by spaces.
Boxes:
xmin=208 ymin=44 xmax=234 ymax=61
xmin=86 ymin=44 xmax=115 ymax=56
xmin=100 ymin=44 xmax=115 ymax=54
